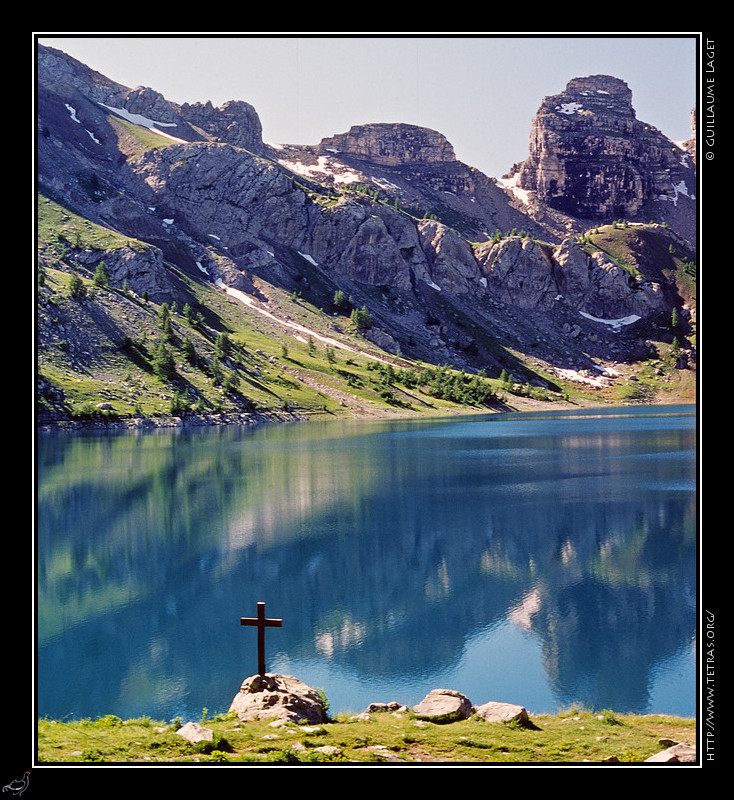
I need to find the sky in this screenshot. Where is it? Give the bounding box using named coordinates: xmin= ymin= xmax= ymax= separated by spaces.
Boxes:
xmin=36 ymin=33 xmax=699 ymax=179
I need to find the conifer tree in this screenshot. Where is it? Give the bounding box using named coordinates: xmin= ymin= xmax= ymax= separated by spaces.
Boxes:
xmin=93 ymin=261 xmax=111 ymax=288
xmin=152 ymin=342 xmax=176 ymax=381
xmin=69 ymin=272 xmax=86 ymax=300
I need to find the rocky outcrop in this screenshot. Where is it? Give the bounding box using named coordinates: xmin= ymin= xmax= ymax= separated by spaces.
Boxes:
xmin=319 ymin=123 xmax=457 ymax=166
xmin=552 ymin=236 xmax=664 ymax=319
xmin=515 ymin=75 xmax=695 ymax=223
xmin=37 ymin=43 xmax=263 ymax=154
xmin=228 ymin=674 xmax=328 ymax=724
xmin=330 ymin=207 xmax=417 ymax=291
xmin=681 ymin=107 xmax=696 ymax=165
xmin=417 ymin=219 xmax=484 ymax=295
xmin=475 ymin=236 xmax=558 ymax=309
xmin=180 ymin=99 xmax=263 ymax=151
xmin=74 ymin=243 xmax=180 ymax=304
xmin=37 ymin=44 xmax=128 ymax=103
xmin=125 ymin=141 xmax=301 ymax=243
xmin=474 ymin=234 xmax=664 ymax=319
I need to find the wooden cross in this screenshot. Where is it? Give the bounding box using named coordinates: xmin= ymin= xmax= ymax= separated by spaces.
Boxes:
xmin=240 ymin=601 xmax=283 ymax=676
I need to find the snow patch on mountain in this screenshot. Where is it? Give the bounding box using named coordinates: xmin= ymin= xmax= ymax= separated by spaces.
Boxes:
xmin=278 ymin=155 xmax=364 ymax=186
xmin=496 ymin=172 xmax=533 ymax=206
xmin=100 ymin=104 xmax=187 ymax=143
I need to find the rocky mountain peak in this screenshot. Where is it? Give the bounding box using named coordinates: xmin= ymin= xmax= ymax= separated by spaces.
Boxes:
xmin=36 ymin=45 xmax=696 ymax=419
xmin=179 ymin=99 xmax=263 ymax=151
xmin=36 ymin=43 xmax=264 ymax=154
xmin=318 ymin=123 xmax=456 ymax=166
xmin=534 ymin=75 xmax=638 ymax=135
xmin=514 ymin=74 xmax=696 ymax=231
xmin=562 ymin=74 xmax=634 ymax=108
xmin=120 ymin=85 xmax=180 ymax=124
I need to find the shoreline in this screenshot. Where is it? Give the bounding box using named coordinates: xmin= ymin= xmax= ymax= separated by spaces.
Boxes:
xmin=35 ymin=394 xmax=696 ymax=434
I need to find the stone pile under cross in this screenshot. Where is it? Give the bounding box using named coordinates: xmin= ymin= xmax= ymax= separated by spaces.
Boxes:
xmin=240 ymin=601 xmax=283 ymax=676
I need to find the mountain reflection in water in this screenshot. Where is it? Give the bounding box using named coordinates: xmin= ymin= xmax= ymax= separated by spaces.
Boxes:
xmin=37 ymin=405 xmax=697 ymax=721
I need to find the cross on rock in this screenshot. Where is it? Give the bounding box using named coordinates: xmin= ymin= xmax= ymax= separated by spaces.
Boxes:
xmin=240 ymin=601 xmax=283 ymax=676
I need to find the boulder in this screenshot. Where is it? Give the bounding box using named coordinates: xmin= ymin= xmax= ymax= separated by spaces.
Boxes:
xmin=644 ymin=742 xmax=697 ymax=763
xmin=175 ymin=721 xmax=214 ymax=744
xmin=411 ymin=689 xmax=474 ymax=723
xmin=228 ymin=673 xmax=328 ymax=724
xmin=475 ymin=701 xmax=530 ymax=726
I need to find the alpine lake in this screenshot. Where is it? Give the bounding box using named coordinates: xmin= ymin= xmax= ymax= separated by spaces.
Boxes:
xmin=36 ymin=404 xmax=697 ymax=723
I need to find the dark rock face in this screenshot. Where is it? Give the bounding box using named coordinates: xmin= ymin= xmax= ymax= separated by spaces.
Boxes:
xmin=515 ymin=75 xmax=695 ymax=222
xmin=179 ymin=99 xmax=263 ymax=151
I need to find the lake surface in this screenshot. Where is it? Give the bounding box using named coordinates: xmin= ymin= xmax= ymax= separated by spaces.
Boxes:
xmin=36 ymin=404 xmax=698 ymax=722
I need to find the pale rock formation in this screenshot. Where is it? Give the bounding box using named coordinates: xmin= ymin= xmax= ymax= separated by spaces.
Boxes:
xmin=228 ymin=673 xmax=328 ymax=724
xmin=411 ymin=688 xmax=474 ymax=723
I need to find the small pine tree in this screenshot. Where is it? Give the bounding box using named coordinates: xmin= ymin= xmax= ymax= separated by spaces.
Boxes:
xmin=170 ymin=391 xmax=189 ymax=415
xmin=333 ymin=289 xmax=350 ymax=311
xmin=152 ymin=342 xmax=176 ymax=381
xmin=93 ymin=261 xmax=111 ymax=288
xmin=210 ymin=355 xmax=223 ymax=386
xmin=158 ymin=303 xmax=173 ymax=340
xmin=69 ymin=272 xmax=86 ymax=300
xmin=215 ymin=332 xmax=232 ymax=359
xmin=350 ymin=305 xmax=373 ymax=331
xmin=182 ymin=337 xmax=196 ymax=364
xmin=222 ymin=372 xmax=240 ymax=395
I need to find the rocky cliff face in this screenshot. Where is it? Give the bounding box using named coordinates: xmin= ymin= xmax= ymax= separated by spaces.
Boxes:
xmin=319 ymin=123 xmax=457 ymax=166
xmin=36 ymin=44 xmax=696 ymax=391
xmin=514 ymin=75 xmax=696 ymax=242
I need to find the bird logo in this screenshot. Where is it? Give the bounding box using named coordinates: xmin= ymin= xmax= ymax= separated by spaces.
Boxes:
xmin=2 ymin=772 xmax=30 ymax=796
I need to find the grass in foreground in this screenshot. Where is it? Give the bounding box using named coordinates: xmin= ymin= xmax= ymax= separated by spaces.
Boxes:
xmin=37 ymin=708 xmax=696 ymax=765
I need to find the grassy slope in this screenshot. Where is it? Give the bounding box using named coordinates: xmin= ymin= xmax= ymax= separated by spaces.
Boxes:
xmin=36 ymin=195 xmax=696 ymax=427
xmin=36 ymin=260 xmax=517 ymax=424
xmin=37 ymin=707 xmax=695 ymax=764
xmin=34 ymin=193 xmax=570 ymax=425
